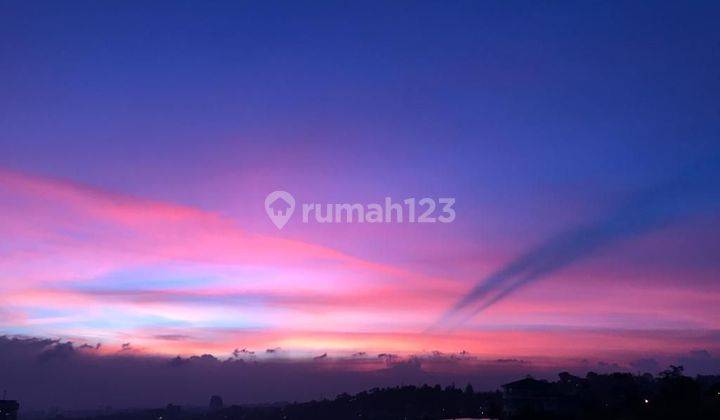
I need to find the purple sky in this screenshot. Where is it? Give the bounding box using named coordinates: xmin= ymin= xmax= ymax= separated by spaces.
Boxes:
xmin=1 ymin=0 xmax=719 ymax=410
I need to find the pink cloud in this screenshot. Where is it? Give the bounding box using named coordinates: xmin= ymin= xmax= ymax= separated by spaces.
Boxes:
xmin=2 ymin=168 xmax=719 ymax=363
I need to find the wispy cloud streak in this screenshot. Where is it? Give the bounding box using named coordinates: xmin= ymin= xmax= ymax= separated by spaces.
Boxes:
xmin=438 ymin=161 xmax=720 ymax=327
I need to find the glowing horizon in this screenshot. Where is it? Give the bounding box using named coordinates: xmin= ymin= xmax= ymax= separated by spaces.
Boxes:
xmin=1 ymin=168 xmax=718 ymax=365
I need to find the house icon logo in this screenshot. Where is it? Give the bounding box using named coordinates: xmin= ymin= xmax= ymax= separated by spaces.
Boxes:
xmin=264 ymin=190 xmax=295 ymax=229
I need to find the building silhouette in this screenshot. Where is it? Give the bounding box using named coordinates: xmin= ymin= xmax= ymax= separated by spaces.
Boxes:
xmin=502 ymin=377 xmax=561 ymax=417
xmin=209 ymin=395 xmax=224 ymax=411
xmin=0 ymin=399 xmax=19 ymax=420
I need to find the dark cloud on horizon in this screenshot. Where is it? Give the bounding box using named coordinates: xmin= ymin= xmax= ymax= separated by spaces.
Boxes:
xmin=0 ymin=336 xmax=532 ymax=411
xmin=1 ymin=336 xmax=718 ymax=412
xmin=680 ymin=349 xmax=720 ymax=374
xmin=630 ymin=358 xmax=661 ymax=373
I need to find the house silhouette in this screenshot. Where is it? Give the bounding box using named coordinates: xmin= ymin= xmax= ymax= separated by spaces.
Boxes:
xmin=268 ymin=197 xmax=292 ymax=216
xmin=502 ymin=377 xmax=559 ymax=417
xmin=0 ymin=399 xmax=19 ymax=420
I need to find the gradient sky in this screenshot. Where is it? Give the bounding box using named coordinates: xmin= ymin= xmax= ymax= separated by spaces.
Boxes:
xmin=1 ymin=0 xmax=720 ymax=377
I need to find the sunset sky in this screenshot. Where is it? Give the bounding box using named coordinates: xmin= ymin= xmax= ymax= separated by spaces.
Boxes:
xmin=1 ymin=0 xmax=719 ymax=385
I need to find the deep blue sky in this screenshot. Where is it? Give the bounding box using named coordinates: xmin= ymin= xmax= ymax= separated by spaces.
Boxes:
xmin=2 ymin=1 xmax=718 ymax=197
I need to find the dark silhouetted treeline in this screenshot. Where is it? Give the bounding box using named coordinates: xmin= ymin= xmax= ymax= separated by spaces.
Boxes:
xmin=503 ymin=366 xmax=720 ymax=420
xmin=46 ymin=385 xmax=500 ymax=420
xmin=46 ymin=366 xmax=720 ymax=420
